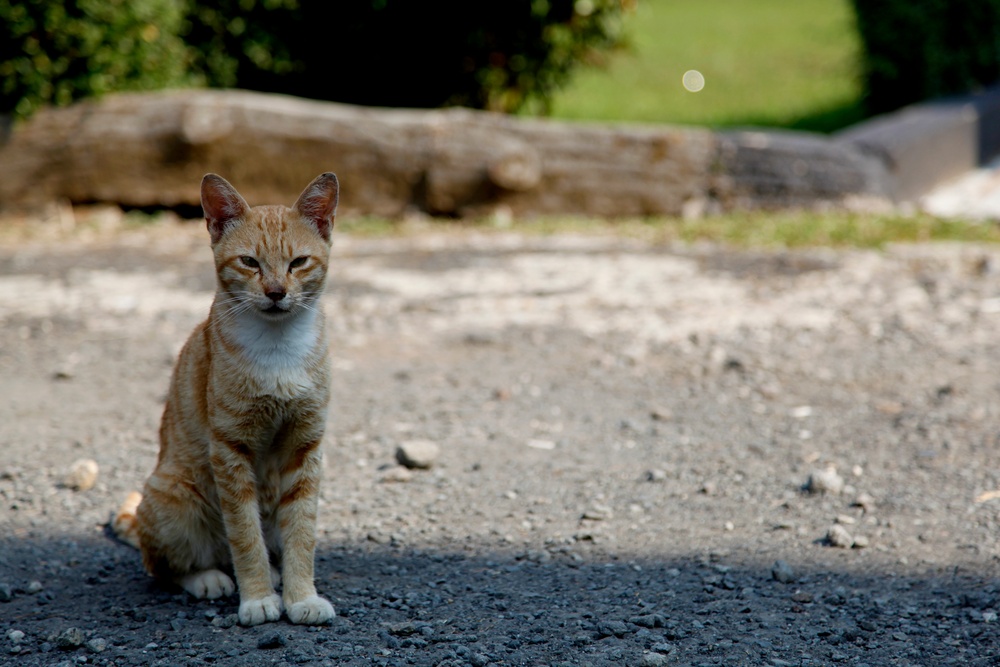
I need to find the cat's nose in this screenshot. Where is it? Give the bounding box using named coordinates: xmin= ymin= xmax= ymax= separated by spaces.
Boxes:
xmin=266 ymin=289 xmax=286 ymax=303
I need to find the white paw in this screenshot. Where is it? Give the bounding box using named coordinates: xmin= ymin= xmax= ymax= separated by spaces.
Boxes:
xmin=238 ymin=593 xmax=283 ymax=626
xmin=179 ymin=570 xmax=235 ymax=600
xmin=285 ymin=595 xmax=335 ymax=625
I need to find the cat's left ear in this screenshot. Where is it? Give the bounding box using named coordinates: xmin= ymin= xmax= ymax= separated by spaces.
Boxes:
xmin=202 ymin=174 xmax=250 ymax=244
xmin=293 ymin=172 xmax=339 ymax=242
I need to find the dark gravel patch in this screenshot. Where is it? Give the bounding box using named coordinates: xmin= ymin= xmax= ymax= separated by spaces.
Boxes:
xmin=2 ymin=534 xmax=1000 ymax=667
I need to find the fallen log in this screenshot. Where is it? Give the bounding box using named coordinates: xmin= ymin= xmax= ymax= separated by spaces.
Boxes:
xmin=0 ymin=89 xmax=890 ymax=217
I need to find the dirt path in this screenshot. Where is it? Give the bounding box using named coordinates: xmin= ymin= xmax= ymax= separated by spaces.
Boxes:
xmin=2 ymin=218 xmax=1000 ymax=666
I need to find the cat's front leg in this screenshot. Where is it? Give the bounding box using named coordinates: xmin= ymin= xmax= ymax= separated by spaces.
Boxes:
xmin=277 ymin=433 xmax=334 ymax=625
xmin=210 ymin=435 xmax=282 ymax=626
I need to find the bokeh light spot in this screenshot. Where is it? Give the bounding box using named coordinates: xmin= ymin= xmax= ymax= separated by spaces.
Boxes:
xmin=682 ymin=70 xmax=705 ymax=93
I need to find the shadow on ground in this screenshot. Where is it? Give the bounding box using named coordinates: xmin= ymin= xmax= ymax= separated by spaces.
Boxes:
xmin=2 ymin=532 xmax=998 ymax=667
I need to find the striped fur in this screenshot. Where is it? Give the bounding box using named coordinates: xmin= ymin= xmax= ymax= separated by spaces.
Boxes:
xmin=113 ymin=173 xmax=339 ymax=626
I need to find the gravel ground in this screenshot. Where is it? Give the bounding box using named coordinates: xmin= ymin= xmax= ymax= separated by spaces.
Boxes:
xmin=3 ymin=215 xmax=1000 ymax=666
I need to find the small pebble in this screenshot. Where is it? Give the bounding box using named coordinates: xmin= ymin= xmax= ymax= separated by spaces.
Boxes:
xmin=211 ymin=614 xmax=238 ymax=629
xmin=0 ymin=583 xmax=13 ymax=602
xmin=826 ymin=524 xmax=854 ymax=548
xmin=806 ymin=467 xmax=844 ymax=495
xmin=857 ymin=619 xmax=878 ymax=632
xmin=582 ymin=504 xmax=614 ymax=521
xmin=596 ymin=620 xmax=630 ymax=638
xmin=629 ymin=613 xmax=666 ymax=628
xmin=52 ymin=353 xmax=80 ymax=380
xmin=378 ymin=466 xmax=413 ymax=483
xmin=639 ymin=652 xmax=670 ymax=667
xmin=526 ymin=439 xmax=556 ymax=451
xmin=645 ymin=469 xmax=667 ymax=482
xmin=852 ymin=535 xmax=870 ymax=549
xmin=27 ymin=580 xmax=43 ymax=594
xmin=523 ymin=549 xmax=552 ymax=564
xmin=367 ymin=531 xmax=391 ymax=545
xmin=54 ymin=628 xmax=84 ymax=650
xmin=64 ymin=459 xmax=99 ymax=491
xmin=650 ymin=408 xmax=673 ymax=422
xmin=7 ymin=630 xmax=24 ymax=644
xmin=395 ymin=440 xmax=440 ymax=469
xmin=85 ymin=638 xmax=107 ymax=653
xmin=388 ymin=621 xmax=428 ymax=637
xmin=853 ymin=492 xmax=876 ymax=512
xmin=257 ymin=632 xmax=287 ymax=649
xmin=771 ymin=560 xmax=795 ymax=584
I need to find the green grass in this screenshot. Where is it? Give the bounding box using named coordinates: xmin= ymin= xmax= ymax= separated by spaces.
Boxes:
xmin=339 ymin=211 xmax=1000 ymax=249
xmin=548 ymin=0 xmax=865 ymax=133
xmin=656 ymin=211 xmax=1000 ymax=248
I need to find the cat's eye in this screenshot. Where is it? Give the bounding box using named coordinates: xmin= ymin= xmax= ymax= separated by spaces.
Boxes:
xmin=239 ymin=256 xmax=260 ymax=269
xmin=289 ymin=256 xmax=308 ymax=270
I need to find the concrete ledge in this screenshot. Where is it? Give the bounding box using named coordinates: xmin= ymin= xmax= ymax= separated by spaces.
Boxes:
xmin=836 ymin=84 xmax=1000 ymax=202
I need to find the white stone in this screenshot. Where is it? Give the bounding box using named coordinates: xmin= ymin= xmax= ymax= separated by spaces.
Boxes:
xmin=826 ymin=524 xmax=854 ymax=548
xmin=395 ymin=440 xmax=440 ymax=469
xmin=63 ymin=458 xmax=99 ymax=491
xmin=807 ymin=467 xmax=844 ymax=495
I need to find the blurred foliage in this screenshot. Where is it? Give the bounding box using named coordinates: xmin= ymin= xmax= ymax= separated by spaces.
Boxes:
xmin=183 ymin=0 xmax=631 ymax=113
xmin=851 ymin=0 xmax=1000 ymax=114
xmin=1 ymin=0 xmax=630 ymax=119
xmin=180 ymin=0 xmax=298 ymax=90
xmin=0 ymin=0 xmax=193 ymax=118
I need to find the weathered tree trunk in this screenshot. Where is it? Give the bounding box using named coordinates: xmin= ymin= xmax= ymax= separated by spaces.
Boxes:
xmin=0 ymin=90 xmax=890 ymax=217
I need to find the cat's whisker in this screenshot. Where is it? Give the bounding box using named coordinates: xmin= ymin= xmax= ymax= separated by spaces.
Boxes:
xmin=211 ymin=299 xmax=260 ymax=329
xmin=211 ymin=296 xmax=257 ymax=315
xmin=212 ymin=309 xmax=255 ymax=330
xmin=212 ymin=295 xmax=251 ymax=307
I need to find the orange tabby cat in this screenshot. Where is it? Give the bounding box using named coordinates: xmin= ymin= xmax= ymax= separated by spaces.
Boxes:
xmin=113 ymin=172 xmax=339 ymax=626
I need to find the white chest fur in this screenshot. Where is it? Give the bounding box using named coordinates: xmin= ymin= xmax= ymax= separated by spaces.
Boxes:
xmin=229 ymin=309 xmax=321 ymax=399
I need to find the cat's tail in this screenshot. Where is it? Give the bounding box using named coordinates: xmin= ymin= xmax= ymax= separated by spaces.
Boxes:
xmin=112 ymin=491 xmax=143 ymax=549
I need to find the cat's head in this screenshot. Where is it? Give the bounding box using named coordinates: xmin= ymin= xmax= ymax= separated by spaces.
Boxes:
xmin=200 ymin=173 xmax=339 ymax=320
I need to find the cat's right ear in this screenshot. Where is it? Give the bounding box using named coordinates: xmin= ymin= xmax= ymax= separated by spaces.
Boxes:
xmin=293 ymin=172 xmax=339 ymax=242
xmin=201 ymin=174 xmax=250 ymax=244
